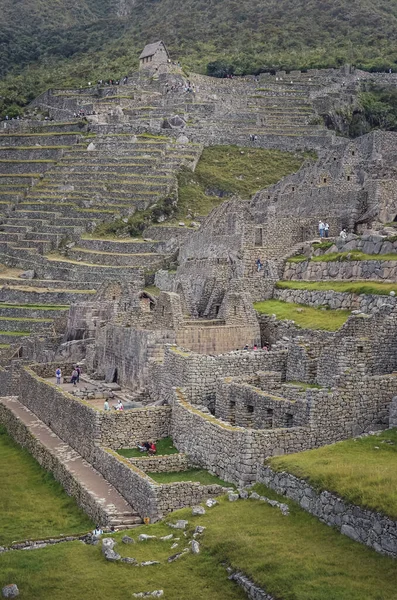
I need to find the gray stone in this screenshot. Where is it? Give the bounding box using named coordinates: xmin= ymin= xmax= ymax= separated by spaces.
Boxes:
xmin=206 ymin=498 xmax=218 ymax=508
xmin=2 ymin=585 xmax=19 ymax=598
xmin=340 ymin=524 xmax=361 ymax=542
xmin=191 ymin=540 xmax=200 ymax=554
xmin=140 ymin=561 xmax=160 ymax=566
xmin=168 ymin=520 xmax=188 ymax=530
xmin=138 ymin=534 xmax=157 ymax=541
xmin=101 ymin=538 xmax=116 ymax=554
xmin=121 ymin=557 xmax=137 ymax=564
xmin=19 ymin=270 xmax=35 ymax=280
xmin=192 ymin=506 xmax=206 ymax=516
xmin=122 ymin=535 xmax=135 ymax=544
xmin=228 ymin=493 xmax=239 ymax=502
xmin=159 ymin=534 xmax=173 ymax=541
xmin=104 ymin=549 xmax=121 ymax=562
xmin=194 ymin=526 xmax=206 ymax=534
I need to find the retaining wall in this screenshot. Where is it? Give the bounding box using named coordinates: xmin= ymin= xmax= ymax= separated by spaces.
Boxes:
xmin=274 ymin=287 xmax=397 ymax=313
xmin=257 ymin=465 xmax=397 ymax=558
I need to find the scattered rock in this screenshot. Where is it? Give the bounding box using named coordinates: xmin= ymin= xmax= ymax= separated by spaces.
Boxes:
xmin=228 ymin=493 xmax=239 ymax=502
xmin=167 ymin=552 xmax=183 ymax=562
xmin=104 ymin=549 xmax=121 ymax=562
xmin=121 ymin=557 xmax=137 ymax=564
xmin=168 ymin=520 xmax=188 ymax=530
xmin=133 ymin=591 xmax=164 ymax=598
xmin=101 ymin=538 xmax=116 ymax=554
xmin=19 ymin=270 xmax=35 ymax=280
xmin=192 ymin=506 xmax=206 ymax=516
xmin=170 ymin=543 xmax=179 ymax=549
xmin=191 ymin=540 xmax=200 ymax=554
xmin=206 ymin=499 xmax=218 ymax=508
xmin=250 ymin=492 xmax=260 ymax=500
xmin=2 ymin=585 xmax=19 ymax=598
xmin=159 ymin=534 xmax=173 ymax=541
xmin=138 ymin=534 xmax=157 ymax=541
xmin=140 ymin=561 xmax=160 ymax=567
xmin=194 ymin=526 xmax=206 ymax=535
xmin=238 ymin=489 xmax=249 ymax=499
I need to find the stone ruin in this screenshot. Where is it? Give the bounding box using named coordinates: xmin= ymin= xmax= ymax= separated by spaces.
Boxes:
xmin=0 ymin=44 xmax=397 ymax=529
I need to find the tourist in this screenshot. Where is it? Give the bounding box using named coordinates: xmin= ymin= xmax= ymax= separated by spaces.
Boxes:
xmin=340 ymin=228 xmax=347 ymax=240
xmin=55 ymin=367 xmax=62 ymax=385
xmin=137 ymin=442 xmax=147 ymax=452
xmin=148 ymin=442 xmax=157 ymax=455
xmin=324 ymin=222 xmax=330 ymax=238
xmin=92 ymin=526 xmax=103 ymax=537
xmin=103 ymin=400 xmax=110 ymax=411
xmin=243 ymin=344 xmax=249 ymax=351
xmin=70 ymin=368 xmax=79 ymax=386
xmin=255 ymin=258 xmax=262 ymax=272
xmin=318 ymin=221 xmax=325 ymax=238
xmin=253 ymin=344 xmax=258 ymax=351
xmin=76 ymin=365 xmax=81 ymax=383
xmin=115 ymin=399 xmax=124 ymax=411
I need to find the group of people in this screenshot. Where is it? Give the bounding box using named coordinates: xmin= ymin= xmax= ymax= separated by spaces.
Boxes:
xmin=55 ymin=365 xmax=81 ymax=385
xmin=137 ymin=441 xmax=157 ymax=455
xmin=103 ymin=399 xmax=124 ymax=411
xmin=243 ymin=343 xmax=270 ymax=351
xmin=318 ymin=221 xmax=330 ymax=238
xmin=249 ymin=134 xmax=258 ymax=142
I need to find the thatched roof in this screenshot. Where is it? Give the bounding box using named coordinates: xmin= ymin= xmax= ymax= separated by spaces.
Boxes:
xmin=139 ymin=41 xmax=168 ymax=60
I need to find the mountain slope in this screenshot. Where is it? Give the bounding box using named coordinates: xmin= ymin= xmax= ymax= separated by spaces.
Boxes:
xmin=1 ymin=0 xmax=397 ymax=116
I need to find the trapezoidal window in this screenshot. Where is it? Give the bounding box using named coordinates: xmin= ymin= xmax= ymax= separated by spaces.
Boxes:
xmin=285 ymin=413 xmax=293 ymax=428
xmin=323 ymin=178 xmax=327 ymax=184
xmin=264 ymin=408 xmax=273 ymax=428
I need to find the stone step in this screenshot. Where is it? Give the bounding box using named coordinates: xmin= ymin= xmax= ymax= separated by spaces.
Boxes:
xmin=0 ymin=397 xmax=142 ymax=527
xmin=78 ymin=238 xmax=165 ymax=254
xmin=0 ymin=134 xmax=80 ymax=147
xmin=0 ymin=286 xmax=96 ymax=306
xmin=0 ymin=315 xmax=53 ymax=332
xmin=0 ymin=305 xmax=68 ymax=318
xmin=0 ymin=331 xmax=30 ymax=342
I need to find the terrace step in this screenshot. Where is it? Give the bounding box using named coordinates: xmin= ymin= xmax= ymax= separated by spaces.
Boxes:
xmin=0 ymin=397 xmax=143 ymax=527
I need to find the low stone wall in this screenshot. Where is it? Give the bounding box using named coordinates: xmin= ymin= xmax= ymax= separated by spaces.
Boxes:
xmin=257 ymin=313 xmax=333 ymax=346
xmin=257 ymin=465 xmax=397 ymax=558
xmin=0 ymin=399 xmax=107 ymax=526
xmin=284 ymin=259 xmax=397 ymax=282
xmin=93 ymin=447 xmax=226 ymax=521
xmin=31 ymin=362 xmax=75 ymax=378
xmin=274 ymin=287 xmax=397 ymax=313
xmin=101 ymin=406 xmax=171 ymax=449
xmin=129 ymin=452 xmax=191 ymax=473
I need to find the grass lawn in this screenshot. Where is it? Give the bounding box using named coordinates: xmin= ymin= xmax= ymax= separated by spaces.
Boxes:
xmin=147 ymin=469 xmax=233 ymax=487
xmin=277 ymin=280 xmax=397 ymax=295
xmin=1 ymin=486 xmax=396 ymax=600
xmin=254 ymin=299 xmax=350 ymax=331
xmin=117 ymin=437 xmax=178 ymax=459
xmin=269 ymin=429 xmax=397 ymax=519
xmin=0 ymin=425 xmax=93 ymax=545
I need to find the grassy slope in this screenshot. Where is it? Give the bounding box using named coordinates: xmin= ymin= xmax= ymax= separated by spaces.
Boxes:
xmin=1 ymin=488 xmax=396 ymax=600
xmin=95 ymin=146 xmax=308 ymax=236
xmin=276 ymin=280 xmax=397 ymax=295
xmin=269 ymin=429 xmax=397 ymax=519
xmin=0 ymin=425 xmax=93 ymax=545
xmin=177 ymin=146 xmax=309 ymax=218
xmin=254 ymin=299 xmax=350 ymax=331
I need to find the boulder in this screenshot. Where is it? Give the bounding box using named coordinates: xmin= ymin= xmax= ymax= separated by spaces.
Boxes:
xmin=101 ymin=538 xmax=116 ymax=554
xmin=168 ymin=520 xmax=188 ymax=530
xmin=228 ymin=493 xmax=239 ymax=502
xmin=205 ymin=499 xmax=218 ymax=508
xmin=104 ymin=549 xmax=121 ymax=562
xmin=138 ymin=534 xmax=156 ymax=541
xmin=2 ymin=585 xmax=19 ymax=598
xmin=194 ymin=526 xmax=206 ymax=535
xmin=191 ymin=540 xmax=200 ymax=554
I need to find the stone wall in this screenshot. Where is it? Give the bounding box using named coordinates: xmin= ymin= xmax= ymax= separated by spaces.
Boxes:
xmin=175 ymin=323 xmax=260 ymax=354
xmin=274 ymin=287 xmax=397 ymax=313
xmin=257 ymin=465 xmax=397 ymax=558
xmin=129 ymin=452 xmax=191 ymax=473
xmin=283 ymin=258 xmax=397 ymax=282
xmin=92 ymin=446 xmax=226 ymax=521
xmin=100 ymin=406 xmax=171 ymax=449
xmin=149 ymin=346 xmax=288 ymax=409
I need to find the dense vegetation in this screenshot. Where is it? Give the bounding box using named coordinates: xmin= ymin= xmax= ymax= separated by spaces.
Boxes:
xmin=2 ymin=0 xmax=397 ymax=117
xmin=2 ymin=486 xmax=397 ymax=599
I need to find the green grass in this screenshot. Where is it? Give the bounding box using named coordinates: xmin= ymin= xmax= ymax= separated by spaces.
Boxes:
xmin=177 ymin=145 xmax=310 ymax=219
xmin=1 ymin=487 xmax=397 ymax=600
xmin=269 ymin=429 xmax=397 ymax=519
xmin=276 ymin=280 xmax=397 ymax=296
xmin=311 ymin=251 xmax=397 ymax=262
xmin=0 ymin=424 xmax=93 ymax=545
xmin=254 ymin=300 xmax=351 ymax=331
xmin=147 ymin=469 xmax=233 ymax=487
xmin=286 ymin=381 xmax=322 ymax=390
xmin=0 ymin=303 xmax=69 ymax=310
xmin=144 ymin=285 xmax=161 ymax=297
xmin=287 ymin=254 xmax=309 ymax=263
xmin=0 ymin=330 xmax=30 ymax=336
xmin=117 ymin=437 xmax=178 ymax=459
